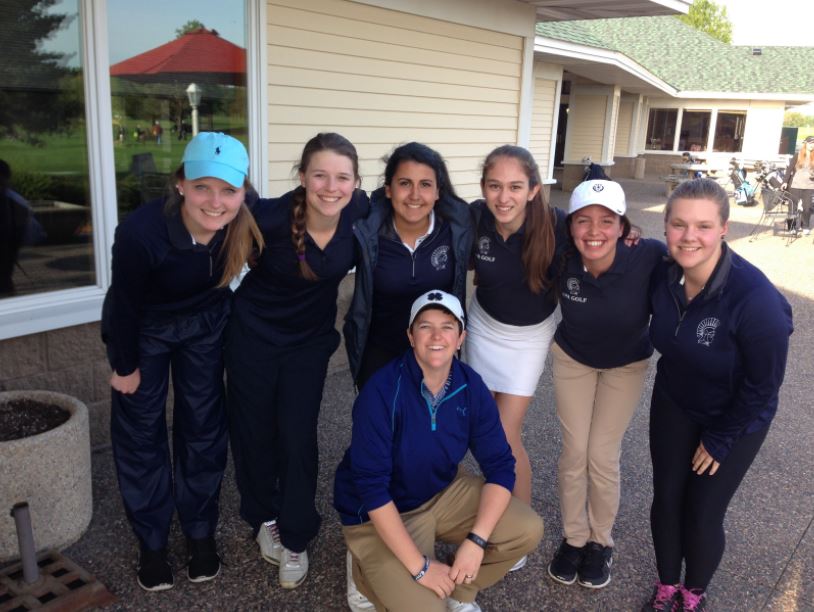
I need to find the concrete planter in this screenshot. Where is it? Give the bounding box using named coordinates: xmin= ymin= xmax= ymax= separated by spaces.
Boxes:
xmin=0 ymin=391 xmax=92 ymax=562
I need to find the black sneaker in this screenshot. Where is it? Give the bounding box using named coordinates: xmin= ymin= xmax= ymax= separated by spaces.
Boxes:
xmin=577 ymin=542 xmax=612 ymax=589
xmin=547 ymin=539 xmax=586 ymax=585
xmin=137 ymin=547 xmax=174 ymax=592
xmin=187 ymin=537 xmax=221 ymax=583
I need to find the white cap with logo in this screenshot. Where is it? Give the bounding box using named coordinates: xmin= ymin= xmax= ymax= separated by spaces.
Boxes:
xmin=409 ymin=290 xmax=465 ymax=330
xmin=569 ymin=179 xmax=626 ymax=216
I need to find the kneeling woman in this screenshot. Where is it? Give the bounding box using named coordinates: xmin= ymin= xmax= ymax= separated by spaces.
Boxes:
xmin=334 ymin=291 xmax=543 ymax=612
xmin=644 ymin=178 xmax=792 ymax=611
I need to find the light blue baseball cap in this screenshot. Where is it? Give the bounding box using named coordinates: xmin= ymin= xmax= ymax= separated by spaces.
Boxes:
xmin=182 ymin=132 xmax=248 ymax=188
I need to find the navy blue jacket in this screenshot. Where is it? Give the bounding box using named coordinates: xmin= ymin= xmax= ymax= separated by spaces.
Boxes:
xmin=649 ymin=243 xmax=793 ymax=462
xmin=343 ymin=187 xmax=473 ymax=380
xmin=104 ymin=198 xmax=230 ymax=375
xmin=232 ymin=188 xmax=369 ymax=346
xmin=333 ymin=350 xmax=515 ymax=525
xmin=555 ymin=238 xmax=666 ymax=369
xmin=471 ymin=200 xmax=569 ymax=325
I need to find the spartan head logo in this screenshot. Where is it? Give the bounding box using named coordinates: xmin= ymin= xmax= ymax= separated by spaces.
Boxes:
xmin=431 ymin=245 xmax=450 ymax=271
xmin=478 ymin=236 xmax=491 ymax=256
xmin=592 ymin=183 xmax=605 ymax=192
xmin=696 ymin=317 xmax=720 ymax=347
xmin=566 ymin=277 xmax=580 ymax=296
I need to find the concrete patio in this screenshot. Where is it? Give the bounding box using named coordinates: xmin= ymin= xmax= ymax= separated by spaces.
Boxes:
xmin=54 ymin=177 xmax=814 ymax=611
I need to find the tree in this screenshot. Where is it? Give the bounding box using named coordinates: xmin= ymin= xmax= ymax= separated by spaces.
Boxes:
xmin=784 ymin=112 xmax=814 ymax=128
xmin=678 ymin=0 xmax=733 ymax=44
xmin=175 ymin=19 xmax=206 ymax=38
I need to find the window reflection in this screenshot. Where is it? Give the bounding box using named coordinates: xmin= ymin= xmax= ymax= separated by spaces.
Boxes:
xmin=107 ymin=1 xmax=248 ymax=222
xmin=0 ymin=0 xmax=94 ymax=299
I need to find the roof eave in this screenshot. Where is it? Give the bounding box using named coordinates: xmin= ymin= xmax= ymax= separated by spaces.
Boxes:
xmin=677 ymin=91 xmax=814 ymax=103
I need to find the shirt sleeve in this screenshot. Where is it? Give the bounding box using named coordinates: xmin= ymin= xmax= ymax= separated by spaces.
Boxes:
xmin=467 ymin=373 xmax=516 ymax=492
xmin=349 ymin=381 xmax=396 ymax=514
xmin=108 ymin=226 xmax=153 ymax=375
xmin=701 ymin=286 xmax=793 ymax=462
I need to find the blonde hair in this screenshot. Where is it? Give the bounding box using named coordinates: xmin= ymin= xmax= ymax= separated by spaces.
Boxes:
xmin=167 ymin=168 xmax=264 ymax=288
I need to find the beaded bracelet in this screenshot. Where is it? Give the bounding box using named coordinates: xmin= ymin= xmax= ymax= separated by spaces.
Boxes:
xmin=412 ymin=555 xmax=430 ymax=582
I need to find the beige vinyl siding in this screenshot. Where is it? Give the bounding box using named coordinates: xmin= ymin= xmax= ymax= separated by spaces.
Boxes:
xmin=530 ymin=77 xmax=556 ymax=179
xmin=267 ymin=0 xmax=524 ymax=200
xmin=564 ymin=94 xmax=606 ymax=162
xmin=614 ymin=99 xmax=634 ymax=157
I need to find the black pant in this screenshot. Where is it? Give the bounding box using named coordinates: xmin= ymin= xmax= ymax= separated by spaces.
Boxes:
xmin=649 ymin=383 xmax=768 ymax=590
xmin=356 ymin=341 xmax=403 ymax=390
xmin=110 ymin=297 xmax=230 ymax=551
xmin=226 ymin=318 xmax=340 ymax=552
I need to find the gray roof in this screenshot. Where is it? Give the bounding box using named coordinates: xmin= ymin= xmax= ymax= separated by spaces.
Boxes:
xmin=537 ymin=16 xmax=814 ymax=95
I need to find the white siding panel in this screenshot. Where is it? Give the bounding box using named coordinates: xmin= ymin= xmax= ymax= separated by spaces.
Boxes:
xmin=530 ymin=77 xmax=556 ymax=174
xmin=615 ymin=99 xmax=633 ymax=157
xmin=267 ymin=0 xmax=525 ymax=201
xmin=565 ymin=95 xmax=606 ymax=162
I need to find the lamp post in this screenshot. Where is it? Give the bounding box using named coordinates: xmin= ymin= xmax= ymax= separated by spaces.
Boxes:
xmin=185 ymin=82 xmax=202 ymax=137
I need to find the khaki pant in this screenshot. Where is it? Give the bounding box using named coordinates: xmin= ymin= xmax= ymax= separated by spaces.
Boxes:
xmin=551 ymin=342 xmax=649 ymax=548
xmin=342 ymin=472 xmax=543 ymax=612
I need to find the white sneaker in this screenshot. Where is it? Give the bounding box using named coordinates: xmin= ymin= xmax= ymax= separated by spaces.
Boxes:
xmin=804 ymin=228 xmax=812 ymax=236
xmin=256 ymin=519 xmax=282 ymax=565
xmin=446 ymin=598 xmax=482 ymax=612
xmin=509 ymin=554 xmax=527 ymax=572
xmin=279 ymin=547 xmax=308 ymax=589
xmin=346 ymin=551 xmax=375 ymax=611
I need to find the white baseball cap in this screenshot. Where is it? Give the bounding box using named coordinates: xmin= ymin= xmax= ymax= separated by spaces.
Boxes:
xmin=569 ymin=179 xmax=626 ymax=216
xmin=409 ymin=290 xmax=465 ymax=330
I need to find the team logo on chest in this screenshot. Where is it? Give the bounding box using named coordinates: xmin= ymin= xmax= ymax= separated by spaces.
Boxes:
xmin=567 ymin=277 xmax=580 ymax=295
xmin=475 ymin=236 xmax=495 ymax=262
xmin=696 ymin=317 xmax=720 ymax=346
xmin=431 ymin=245 xmax=450 ymax=271
xmin=562 ymin=277 xmax=587 ymax=303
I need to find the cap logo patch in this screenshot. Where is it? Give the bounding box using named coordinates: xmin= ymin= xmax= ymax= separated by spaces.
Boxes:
xmin=592 ymin=183 xmax=604 ymax=192
xmin=428 ymin=292 xmax=443 ymax=301
xmin=215 ymin=147 xmax=221 ymax=155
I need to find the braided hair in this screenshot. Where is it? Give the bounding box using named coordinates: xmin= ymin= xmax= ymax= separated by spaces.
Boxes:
xmin=291 ymin=133 xmax=359 ymax=280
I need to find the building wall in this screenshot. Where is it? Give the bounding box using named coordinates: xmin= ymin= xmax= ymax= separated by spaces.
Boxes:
xmin=563 ymin=92 xmax=607 ymax=164
xmin=529 ymin=61 xmax=562 ymax=182
xmin=266 ymin=0 xmax=529 ymax=200
xmin=614 ymin=98 xmax=634 ymax=157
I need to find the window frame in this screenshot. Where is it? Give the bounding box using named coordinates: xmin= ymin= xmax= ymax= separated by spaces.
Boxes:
xmin=0 ymin=0 xmax=265 ymax=341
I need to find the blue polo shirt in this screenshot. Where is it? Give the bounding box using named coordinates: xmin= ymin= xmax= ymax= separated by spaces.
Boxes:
xmin=232 ymin=188 xmax=369 ymax=346
xmin=471 ymin=200 xmax=568 ymax=326
xmin=367 ymin=219 xmax=455 ymax=353
xmin=555 ymin=238 xmax=666 ymax=369
xmin=106 ymin=198 xmax=230 ymax=375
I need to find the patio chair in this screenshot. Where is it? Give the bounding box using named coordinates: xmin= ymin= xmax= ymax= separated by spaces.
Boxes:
xmin=749 ymin=187 xmax=795 ymax=244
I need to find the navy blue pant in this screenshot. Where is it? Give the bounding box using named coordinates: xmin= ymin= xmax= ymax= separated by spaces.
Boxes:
xmin=226 ymin=319 xmax=339 ymax=553
xmin=110 ymin=298 xmax=230 ymax=551
xmin=649 ymin=383 xmax=768 ymax=591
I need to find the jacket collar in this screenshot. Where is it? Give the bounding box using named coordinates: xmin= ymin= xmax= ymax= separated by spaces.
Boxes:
xmin=667 ymin=241 xmax=732 ymax=302
xmin=165 ymin=203 xmax=226 ymax=251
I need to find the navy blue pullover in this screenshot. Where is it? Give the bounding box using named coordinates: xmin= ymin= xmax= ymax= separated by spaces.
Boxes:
xmin=232 ymin=189 xmax=369 ymax=346
xmin=368 ymin=219 xmax=455 ymax=353
xmin=106 ymin=198 xmax=230 ymax=376
xmin=333 ymin=350 xmax=515 ymax=525
xmin=471 ymin=200 xmax=569 ymax=325
xmin=555 ymin=238 xmax=666 ymax=369
xmin=649 ymin=243 xmax=793 ymax=462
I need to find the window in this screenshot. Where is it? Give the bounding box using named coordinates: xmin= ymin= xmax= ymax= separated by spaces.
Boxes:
xmin=713 ymin=111 xmax=746 ymax=152
xmin=645 ymin=109 xmax=677 ymax=151
xmin=678 ymin=111 xmax=711 ymax=152
xmin=0 ymin=1 xmax=94 ymax=299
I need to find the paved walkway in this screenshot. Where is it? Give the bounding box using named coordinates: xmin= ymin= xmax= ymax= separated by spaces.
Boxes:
xmin=62 ymin=178 xmax=813 ymax=611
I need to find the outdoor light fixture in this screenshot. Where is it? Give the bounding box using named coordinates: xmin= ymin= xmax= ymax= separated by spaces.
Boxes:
xmin=186 ymin=82 xmax=202 ymax=137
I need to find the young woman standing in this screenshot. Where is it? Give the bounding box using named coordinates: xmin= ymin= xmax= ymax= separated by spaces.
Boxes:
xmin=643 ymin=178 xmax=792 ymax=611
xmin=344 ymin=142 xmax=472 ymax=390
xmin=226 ymin=133 xmax=368 ymax=589
xmin=547 ymin=180 xmax=666 ymax=589
xmin=104 ymin=132 xmax=262 ymax=591
xmin=463 ymin=145 xmax=567 ymax=570
xmin=782 ymin=135 xmax=814 ymax=235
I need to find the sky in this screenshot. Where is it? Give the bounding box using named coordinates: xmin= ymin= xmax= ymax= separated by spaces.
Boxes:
xmin=716 ymin=0 xmax=813 ymax=46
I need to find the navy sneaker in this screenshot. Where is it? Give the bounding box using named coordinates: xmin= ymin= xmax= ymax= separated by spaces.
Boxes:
xmin=577 ymin=542 xmax=612 ymax=588
xmin=187 ymin=537 xmax=221 ymax=583
xmin=137 ymin=547 xmax=174 ymax=592
xmin=547 ymin=539 xmax=586 ymax=585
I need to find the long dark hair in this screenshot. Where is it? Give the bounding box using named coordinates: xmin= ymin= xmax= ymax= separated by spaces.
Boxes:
xmin=481 ymin=145 xmax=555 ymax=294
xmin=291 ymin=132 xmax=360 ymax=280
xmin=166 ymin=167 xmax=264 ymax=288
xmin=383 ymin=142 xmax=457 ymax=201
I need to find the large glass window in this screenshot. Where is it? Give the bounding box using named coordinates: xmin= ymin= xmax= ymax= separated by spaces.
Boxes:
xmin=107 ymin=0 xmax=248 ymax=223
xmin=645 ymin=109 xmax=678 ymax=151
xmin=713 ymin=111 xmax=746 ymax=152
xmin=678 ymin=111 xmax=711 ymax=152
xmin=0 ymin=0 xmax=94 ymax=299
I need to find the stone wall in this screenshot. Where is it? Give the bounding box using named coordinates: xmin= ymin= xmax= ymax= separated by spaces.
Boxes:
xmin=0 ymin=323 xmax=111 ymax=449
